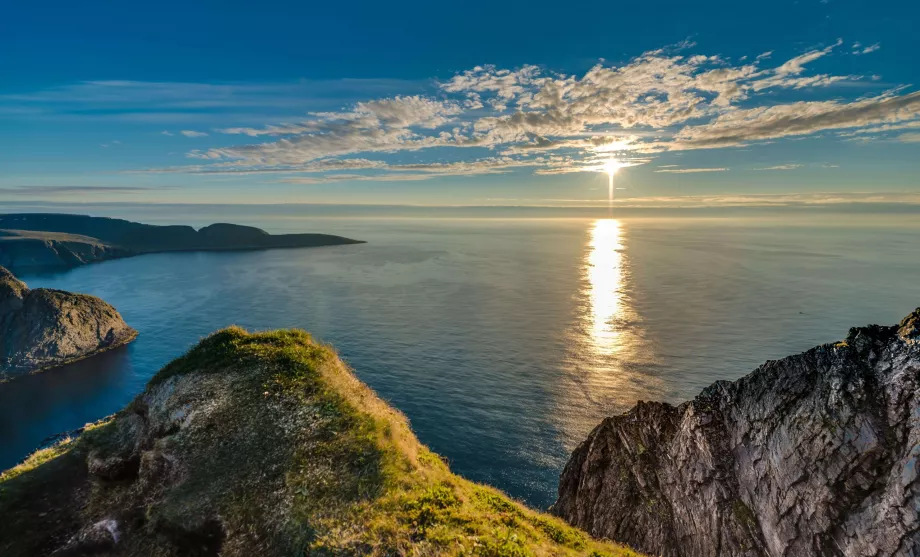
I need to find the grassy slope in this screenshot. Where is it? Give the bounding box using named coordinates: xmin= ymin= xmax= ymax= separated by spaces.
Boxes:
xmin=0 ymin=328 xmax=642 ymax=557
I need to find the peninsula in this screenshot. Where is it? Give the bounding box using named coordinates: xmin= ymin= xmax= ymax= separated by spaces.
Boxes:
xmin=0 ymin=213 xmax=363 ymax=273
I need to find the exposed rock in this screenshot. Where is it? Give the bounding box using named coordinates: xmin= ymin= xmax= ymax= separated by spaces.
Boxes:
xmin=0 ymin=266 xmax=137 ymax=380
xmin=0 ymin=230 xmax=132 ymax=273
xmin=0 ymin=328 xmax=638 ymax=556
xmin=0 ymin=213 xmax=364 ymax=273
xmin=554 ymin=309 xmax=920 ymax=557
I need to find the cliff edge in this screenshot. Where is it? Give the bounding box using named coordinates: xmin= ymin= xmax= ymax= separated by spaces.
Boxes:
xmin=0 ymin=266 xmax=137 ymax=380
xmin=554 ymin=309 xmax=920 ymax=557
xmin=0 ymin=327 xmax=641 ymax=556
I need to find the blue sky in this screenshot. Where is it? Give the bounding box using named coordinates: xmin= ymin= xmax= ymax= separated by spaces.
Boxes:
xmin=2 ymin=0 xmax=919 ymax=206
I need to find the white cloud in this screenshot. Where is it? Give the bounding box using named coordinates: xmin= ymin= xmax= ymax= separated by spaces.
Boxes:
xmin=109 ymin=39 xmax=918 ymax=181
xmin=161 ymin=130 xmax=174 ymax=136
xmin=898 ymin=132 xmax=920 ymax=143
xmin=755 ymin=164 xmax=804 ymax=170
xmin=181 ymin=130 xmax=209 ymax=137
xmin=654 ymin=167 xmax=728 ymax=173
xmin=854 ymin=43 xmax=880 ymax=55
xmin=670 ymin=91 xmax=920 ymax=149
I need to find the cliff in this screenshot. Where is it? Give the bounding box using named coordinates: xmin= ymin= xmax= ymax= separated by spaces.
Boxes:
xmin=0 ymin=266 xmax=137 ymax=380
xmin=0 ymin=327 xmax=641 ymax=557
xmin=0 ymin=214 xmax=363 ymax=273
xmin=0 ymin=230 xmax=132 ymax=271
xmin=554 ymin=309 xmax=920 ymax=557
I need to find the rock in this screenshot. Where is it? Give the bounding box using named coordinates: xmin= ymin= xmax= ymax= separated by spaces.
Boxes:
xmin=0 ymin=266 xmax=137 ymax=380
xmin=553 ymin=308 xmax=920 ymax=557
xmin=0 ymin=230 xmax=132 ymax=273
xmin=55 ymin=519 xmax=121 ymax=555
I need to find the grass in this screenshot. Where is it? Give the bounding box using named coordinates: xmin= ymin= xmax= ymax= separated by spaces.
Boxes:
xmin=0 ymin=327 xmax=642 ymax=556
xmin=0 ymin=437 xmax=74 ymax=483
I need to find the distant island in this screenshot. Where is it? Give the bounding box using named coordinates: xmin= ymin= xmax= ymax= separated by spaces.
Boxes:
xmin=0 ymin=266 xmax=136 ymax=381
xmin=0 ymin=213 xmax=364 ymax=273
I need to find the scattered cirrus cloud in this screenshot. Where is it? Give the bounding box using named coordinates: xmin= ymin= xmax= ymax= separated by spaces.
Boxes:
xmin=755 ymin=164 xmax=804 ymax=171
xmin=0 ymin=185 xmax=164 ymax=198
xmin=654 ymin=167 xmax=729 ymax=174
xmin=180 ymin=130 xmax=209 ymax=137
xmin=852 ymin=42 xmax=881 ymax=55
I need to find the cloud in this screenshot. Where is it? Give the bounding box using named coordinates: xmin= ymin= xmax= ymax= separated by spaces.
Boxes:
xmin=836 ymin=119 xmax=920 ymax=137
xmin=670 ymin=91 xmax=920 ymax=149
xmin=755 ymin=164 xmax=804 ymax=170
xmin=654 ymin=167 xmax=728 ymax=173
xmin=897 ymin=132 xmax=920 ymax=143
xmin=45 ymin=38 xmax=909 ymax=181
xmin=0 ymin=186 xmax=164 ymax=197
xmin=854 ymin=43 xmax=880 ymax=55
xmin=161 ymin=130 xmax=174 ymax=136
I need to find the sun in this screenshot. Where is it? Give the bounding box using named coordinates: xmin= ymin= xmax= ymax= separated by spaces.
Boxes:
xmin=602 ymin=159 xmax=626 ymax=176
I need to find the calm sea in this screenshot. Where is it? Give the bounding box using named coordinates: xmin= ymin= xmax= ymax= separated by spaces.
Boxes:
xmin=2 ymin=210 xmax=918 ymax=508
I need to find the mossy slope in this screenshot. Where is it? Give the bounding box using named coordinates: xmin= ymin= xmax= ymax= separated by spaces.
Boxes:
xmin=0 ymin=327 xmax=641 ymax=557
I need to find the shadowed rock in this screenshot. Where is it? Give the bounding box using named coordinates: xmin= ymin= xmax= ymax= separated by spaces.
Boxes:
xmin=0 ymin=266 xmax=137 ymax=380
xmin=554 ymin=308 xmax=920 ymax=557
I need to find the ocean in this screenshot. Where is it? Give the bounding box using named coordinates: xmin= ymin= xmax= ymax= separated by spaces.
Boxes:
xmin=2 ymin=208 xmax=918 ymax=509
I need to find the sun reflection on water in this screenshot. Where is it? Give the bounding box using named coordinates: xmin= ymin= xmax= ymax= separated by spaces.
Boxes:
xmin=554 ymin=218 xmax=664 ymax=453
xmin=586 ymin=219 xmax=626 ymax=355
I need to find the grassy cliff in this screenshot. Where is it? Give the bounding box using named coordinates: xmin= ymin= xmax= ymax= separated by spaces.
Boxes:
xmin=0 ymin=328 xmax=641 ymax=556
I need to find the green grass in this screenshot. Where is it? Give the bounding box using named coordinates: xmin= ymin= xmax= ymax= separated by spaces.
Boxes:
xmin=1 ymin=327 xmax=642 ymax=556
xmin=0 ymin=438 xmax=74 ymax=483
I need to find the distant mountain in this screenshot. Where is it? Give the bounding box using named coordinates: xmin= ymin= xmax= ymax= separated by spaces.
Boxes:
xmin=0 ymin=266 xmax=136 ymax=380
xmin=0 ymin=214 xmax=363 ymax=273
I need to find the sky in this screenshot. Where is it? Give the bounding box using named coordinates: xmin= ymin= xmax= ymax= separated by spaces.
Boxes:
xmin=2 ymin=0 xmax=920 ymax=206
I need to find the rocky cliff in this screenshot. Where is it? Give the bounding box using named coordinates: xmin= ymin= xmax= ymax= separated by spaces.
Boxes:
xmin=0 ymin=327 xmax=641 ymax=557
xmin=554 ymin=309 xmax=920 ymax=557
xmin=0 ymin=266 xmax=137 ymax=380
xmin=0 ymin=230 xmax=132 ymax=272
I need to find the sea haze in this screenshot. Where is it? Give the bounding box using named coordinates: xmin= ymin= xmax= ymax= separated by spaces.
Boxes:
xmin=1 ymin=210 xmax=918 ymax=508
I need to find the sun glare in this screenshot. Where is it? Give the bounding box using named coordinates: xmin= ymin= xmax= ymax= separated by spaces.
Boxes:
xmin=602 ymin=159 xmax=625 ymax=176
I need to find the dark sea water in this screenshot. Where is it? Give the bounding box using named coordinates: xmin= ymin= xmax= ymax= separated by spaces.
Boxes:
xmin=2 ymin=213 xmax=919 ymax=508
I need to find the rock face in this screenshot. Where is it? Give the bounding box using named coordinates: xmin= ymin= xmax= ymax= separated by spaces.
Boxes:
xmin=0 ymin=266 xmax=137 ymax=380
xmin=554 ymin=309 xmax=920 ymax=557
xmin=0 ymin=230 xmax=132 ymax=272
xmin=0 ymin=328 xmax=636 ymax=557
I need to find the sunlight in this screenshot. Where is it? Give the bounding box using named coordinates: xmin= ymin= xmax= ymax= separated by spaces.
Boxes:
xmin=552 ymin=218 xmax=663 ymax=450
xmin=602 ymin=159 xmax=626 ymax=176
xmin=586 ymin=219 xmax=624 ymax=353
